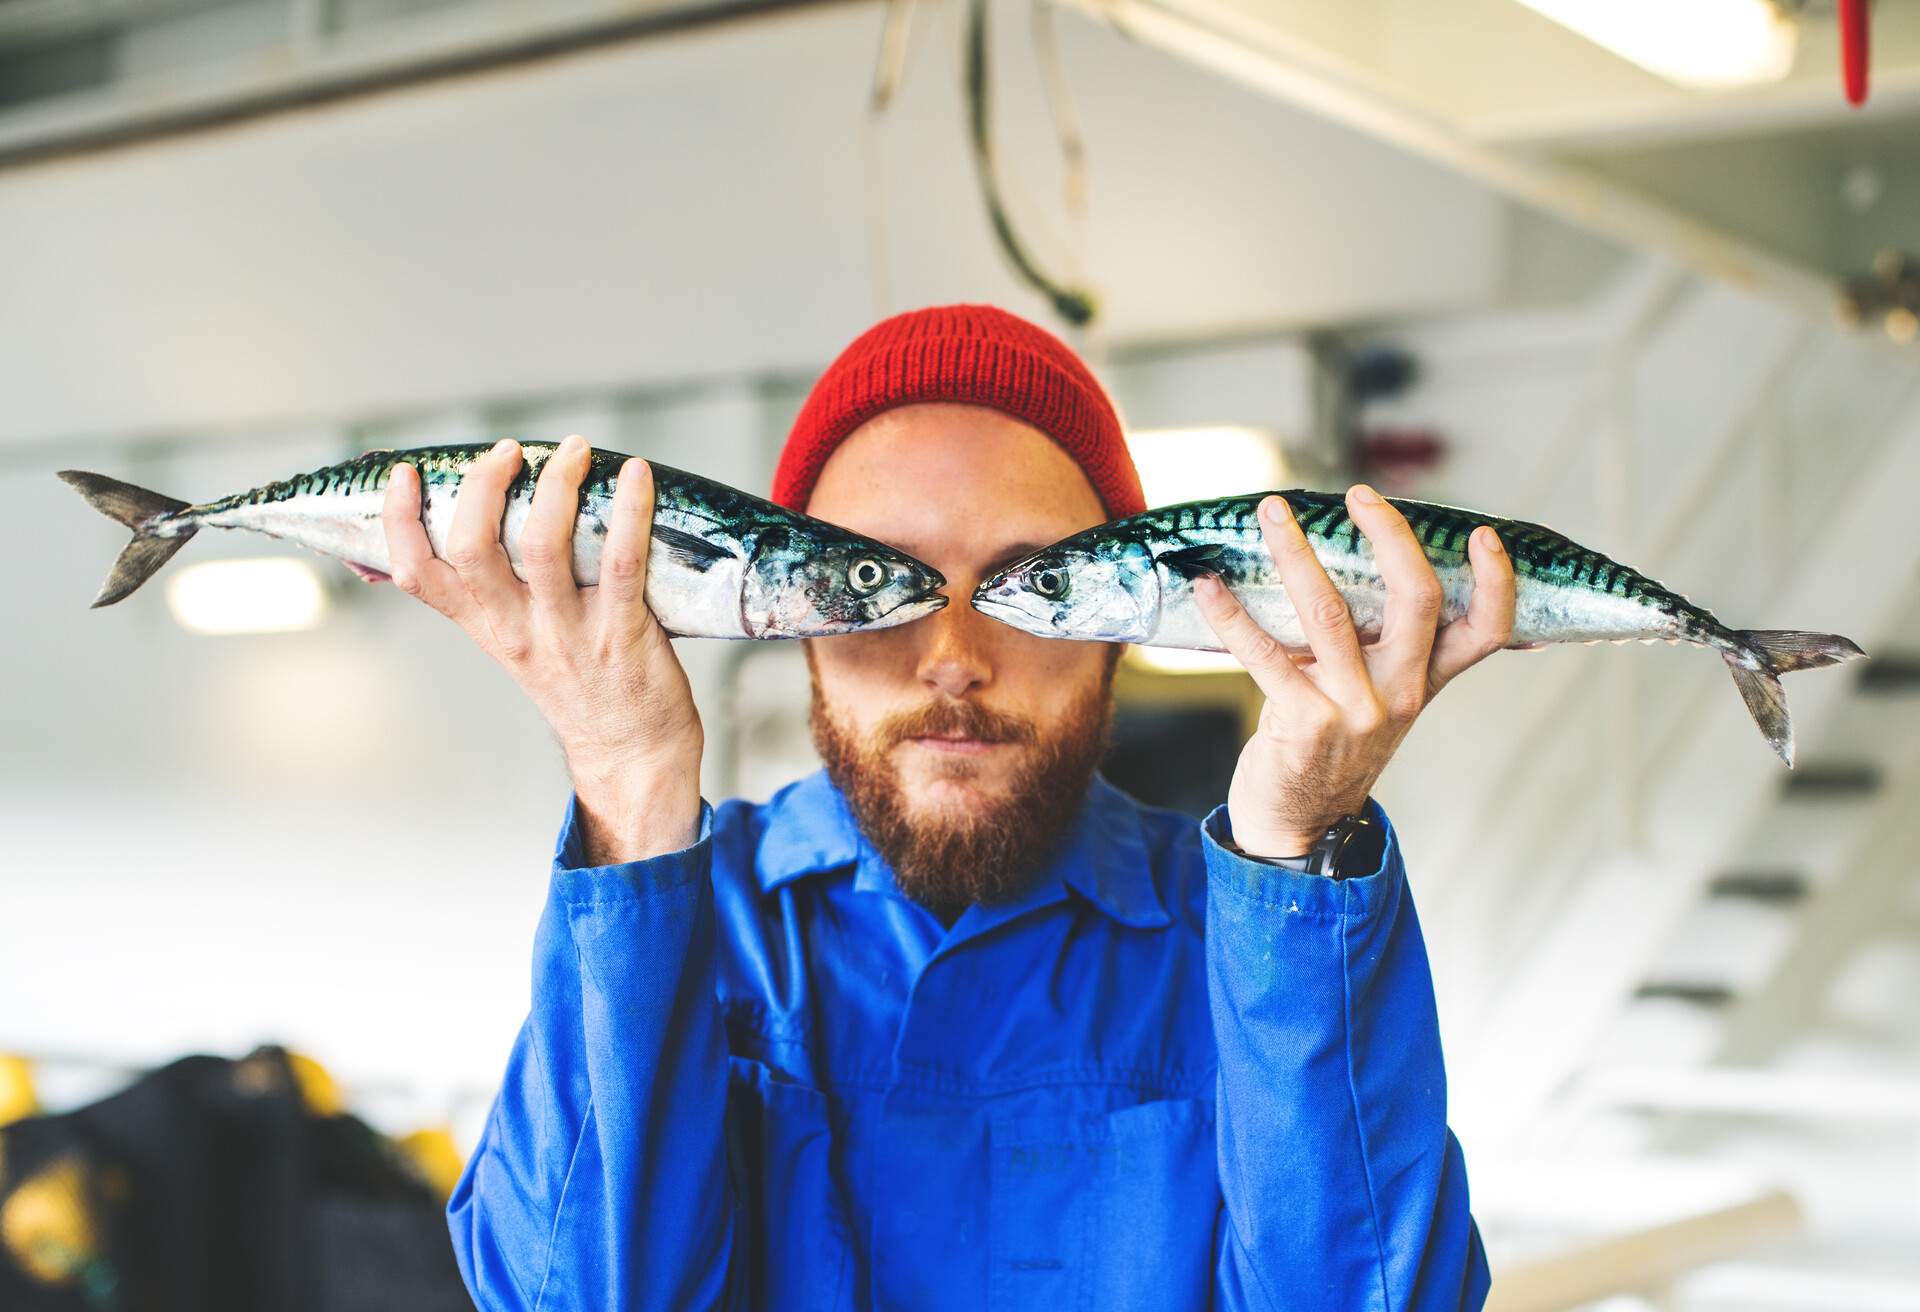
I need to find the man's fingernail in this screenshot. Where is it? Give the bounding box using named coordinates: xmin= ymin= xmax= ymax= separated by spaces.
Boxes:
xmin=1350 ymin=483 xmax=1382 ymax=506
xmin=1194 ymin=576 xmax=1219 ymax=600
xmin=1482 ymin=527 xmax=1504 ymax=553
xmin=561 ymin=433 xmax=587 ymax=455
xmin=491 ymin=438 xmax=517 ymax=457
xmin=1261 ymin=497 xmax=1288 ymax=525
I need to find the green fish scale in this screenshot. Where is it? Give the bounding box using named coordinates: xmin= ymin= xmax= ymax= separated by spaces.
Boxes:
xmin=199 ymin=443 xmax=807 ymax=540
xmin=1116 ymin=490 xmax=1711 ymax=636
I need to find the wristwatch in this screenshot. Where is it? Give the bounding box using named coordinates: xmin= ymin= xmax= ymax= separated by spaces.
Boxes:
xmin=1227 ymin=810 xmax=1383 ymax=881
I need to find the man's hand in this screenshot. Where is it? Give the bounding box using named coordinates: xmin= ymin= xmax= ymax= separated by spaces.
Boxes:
xmin=1193 ymin=484 xmax=1516 ymax=861
xmin=381 ymin=434 xmax=704 ymax=863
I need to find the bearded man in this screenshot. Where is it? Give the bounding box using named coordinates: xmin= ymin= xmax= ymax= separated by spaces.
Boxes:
xmin=384 ymin=306 xmax=1510 ymax=1310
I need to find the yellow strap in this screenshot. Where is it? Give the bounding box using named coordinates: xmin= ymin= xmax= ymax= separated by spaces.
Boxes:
xmin=396 ymin=1127 xmax=466 ymax=1202
xmin=0 ymin=1057 xmax=37 ymax=1129
xmin=285 ymin=1051 xmax=344 ymax=1118
xmin=0 ymin=1157 xmax=98 ymax=1286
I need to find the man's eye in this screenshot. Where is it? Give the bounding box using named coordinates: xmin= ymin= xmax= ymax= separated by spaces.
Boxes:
xmin=1032 ymin=568 xmax=1067 ymax=599
xmin=848 ymin=558 xmax=886 ymax=596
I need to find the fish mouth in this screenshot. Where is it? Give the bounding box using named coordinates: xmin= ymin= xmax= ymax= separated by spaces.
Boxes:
xmin=871 ymin=593 xmax=949 ymax=629
xmin=969 ymin=592 xmax=1048 ymax=635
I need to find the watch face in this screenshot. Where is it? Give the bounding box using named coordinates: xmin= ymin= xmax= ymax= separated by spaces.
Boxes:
xmin=1317 ymin=815 xmax=1378 ymax=880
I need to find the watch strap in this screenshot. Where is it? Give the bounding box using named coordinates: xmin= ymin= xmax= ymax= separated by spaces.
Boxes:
xmin=1225 ymin=809 xmax=1382 ymax=881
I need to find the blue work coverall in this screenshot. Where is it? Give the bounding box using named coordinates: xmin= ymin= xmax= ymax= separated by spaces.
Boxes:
xmin=448 ymin=769 xmax=1490 ymax=1310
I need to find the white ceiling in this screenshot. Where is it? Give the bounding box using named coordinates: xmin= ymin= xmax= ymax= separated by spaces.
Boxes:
xmin=0 ymin=0 xmax=1607 ymax=447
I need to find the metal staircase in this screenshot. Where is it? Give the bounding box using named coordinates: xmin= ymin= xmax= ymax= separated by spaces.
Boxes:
xmin=1392 ymin=256 xmax=1920 ymax=1301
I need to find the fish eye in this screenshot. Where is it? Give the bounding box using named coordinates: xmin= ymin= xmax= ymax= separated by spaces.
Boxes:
xmin=1031 ymin=566 xmax=1068 ymax=600
xmin=848 ymin=557 xmax=887 ymax=596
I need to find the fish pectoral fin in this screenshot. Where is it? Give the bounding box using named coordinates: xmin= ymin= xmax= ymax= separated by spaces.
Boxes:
xmin=1157 ymin=544 xmax=1235 ymax=581
xmin=651 ymin=524 xmax=733 ymax=573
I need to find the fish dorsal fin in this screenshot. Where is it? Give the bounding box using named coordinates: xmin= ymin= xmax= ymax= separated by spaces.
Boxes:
xmin=652 ymin=523 xmax=733 ymax=573
xmin=1157 ymin=543 xmax=1236 ymax=581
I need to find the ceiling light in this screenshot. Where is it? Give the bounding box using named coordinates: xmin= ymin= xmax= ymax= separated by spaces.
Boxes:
xmin=1125 ymin=646 xmax=1246 ymax=676
xmin=1125 ymin=426 xmax=1286 ymax=509
xmin=166 ymin=557 xmax=329 ymax=635
xmin=1122 ymin=427 xmax=1288 ymax=675
xmin=1515 ymin=0 xmax=1798 ymax=90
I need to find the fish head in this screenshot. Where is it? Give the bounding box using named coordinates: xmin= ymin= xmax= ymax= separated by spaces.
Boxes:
xmin=743 ymin=528 xmax=949 ymax=637
xmin=971 ymin=539 xmax=1158 ymax=642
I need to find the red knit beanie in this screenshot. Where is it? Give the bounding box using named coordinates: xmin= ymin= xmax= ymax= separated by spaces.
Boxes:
xmin=772 ymin=304 xmax=1146 ymax=518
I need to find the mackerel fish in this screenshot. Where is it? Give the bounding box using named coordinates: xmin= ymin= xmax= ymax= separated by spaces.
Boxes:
xmin=973 ymin=490 xmax=1864 ymax=764
xmin=60 ymin=443 xmax=949 ymax=638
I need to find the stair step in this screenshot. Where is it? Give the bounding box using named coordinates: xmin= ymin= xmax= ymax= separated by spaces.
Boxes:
xmin=1781 ymin=763 xmax=1882 ymax=799
xmin=1855 ymin=654 xmax=1920 ymax=694
xmin=1632 ymin=981 xmax=1736 ymax=1007
xmin=1706 ymin=871 xmax=1810 ymax=904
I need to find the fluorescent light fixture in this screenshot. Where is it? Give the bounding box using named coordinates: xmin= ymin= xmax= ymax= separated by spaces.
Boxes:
xmin=1126 ymin=646 xmax=1245 ymax=676
xmin=166 ymin=557 xmax=329 ymax=635
xmin=1125 ymin=425 xmax=1286 ymax=508
xmin=1516 ymin=0 xmax=1798 ymax=89
xmin=1122 ymin=427 xmax=1287 ymax=675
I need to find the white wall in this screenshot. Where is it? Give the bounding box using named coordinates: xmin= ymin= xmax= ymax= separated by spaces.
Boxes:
xmin=2 ymin=383 xmax=781 ymax=1128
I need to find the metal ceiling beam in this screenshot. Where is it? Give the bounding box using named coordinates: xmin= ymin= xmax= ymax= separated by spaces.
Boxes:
xmin=1059 ymin=0 xmax=1846 ymax=327
xmin=1466 ymin=66 xmax=1920 ymax=154
xmin=0 ymin=0 xmax=846 ymax=170
xmin=0 ymin=0 xmax=231 ymax=48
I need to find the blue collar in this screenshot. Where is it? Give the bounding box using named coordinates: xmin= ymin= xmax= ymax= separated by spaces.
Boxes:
xmin=754 ymin=769 xmax=1172 ymax=930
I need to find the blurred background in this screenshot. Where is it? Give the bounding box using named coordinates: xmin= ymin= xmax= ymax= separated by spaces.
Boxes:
xmin=3 ymin=0 xmax=1919 ymax=1308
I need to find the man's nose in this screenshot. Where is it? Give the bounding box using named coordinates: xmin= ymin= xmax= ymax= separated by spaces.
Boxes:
xmin=915 ymin=584 xmax=995 ymax=697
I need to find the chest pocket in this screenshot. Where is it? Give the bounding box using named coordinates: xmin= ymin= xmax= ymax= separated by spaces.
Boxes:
xmin=726 ymin=1057 xmax=851 ymax=1311
xmin=989 ymin=1097 xmax=1217 ymax=1312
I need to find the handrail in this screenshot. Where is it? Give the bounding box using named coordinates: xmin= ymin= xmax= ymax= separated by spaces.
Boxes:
xmin=1517 ymin=265 xmax=1691 ymax=512
xmin=1423 ymin=283 xmax=1920 ymax=1082
xmin=1643 ymin=325 xmax=1814 ymax=566
xmin=1439 ymin=284 xmax=1816 ymax=910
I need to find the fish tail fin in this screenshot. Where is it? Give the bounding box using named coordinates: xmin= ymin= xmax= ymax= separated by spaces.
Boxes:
xmin=1721 ymin=629 xmax=1868 ymax=767
xmin=57 ymin=470 xmax=197 ymax=607
xmin=1738 ymin=628 xmax=1867 ymax=674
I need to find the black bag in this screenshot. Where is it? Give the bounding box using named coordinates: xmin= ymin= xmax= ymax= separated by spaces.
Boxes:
xmin=0 ymin=1047 xmax=472 ymax=1312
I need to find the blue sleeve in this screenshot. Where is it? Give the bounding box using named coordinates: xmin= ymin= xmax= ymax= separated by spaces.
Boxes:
xmin=447 ymin=798 xmax=741 ymax=1312
xmin=1202 ymin=800 xmax=1490 ymax=1312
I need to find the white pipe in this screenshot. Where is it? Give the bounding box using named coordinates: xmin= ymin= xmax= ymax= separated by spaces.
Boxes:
xmin=1578 ymin=1066 xmax=1920 ymax=1123
xmin=1678 ymin=1261 xmax=1920 ymax=1312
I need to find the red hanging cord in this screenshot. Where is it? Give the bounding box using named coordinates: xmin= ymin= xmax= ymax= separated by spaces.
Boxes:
xmin=1840 ymin=0 xmax=1869 ymax=106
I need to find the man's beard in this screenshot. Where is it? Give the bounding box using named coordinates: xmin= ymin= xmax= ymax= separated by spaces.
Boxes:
xmin=808 ymin=655 xmax=1118 ymax=924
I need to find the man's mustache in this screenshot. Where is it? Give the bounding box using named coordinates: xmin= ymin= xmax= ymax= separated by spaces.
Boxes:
xmin=877 ymin=699 xmax=1039 ymax=751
